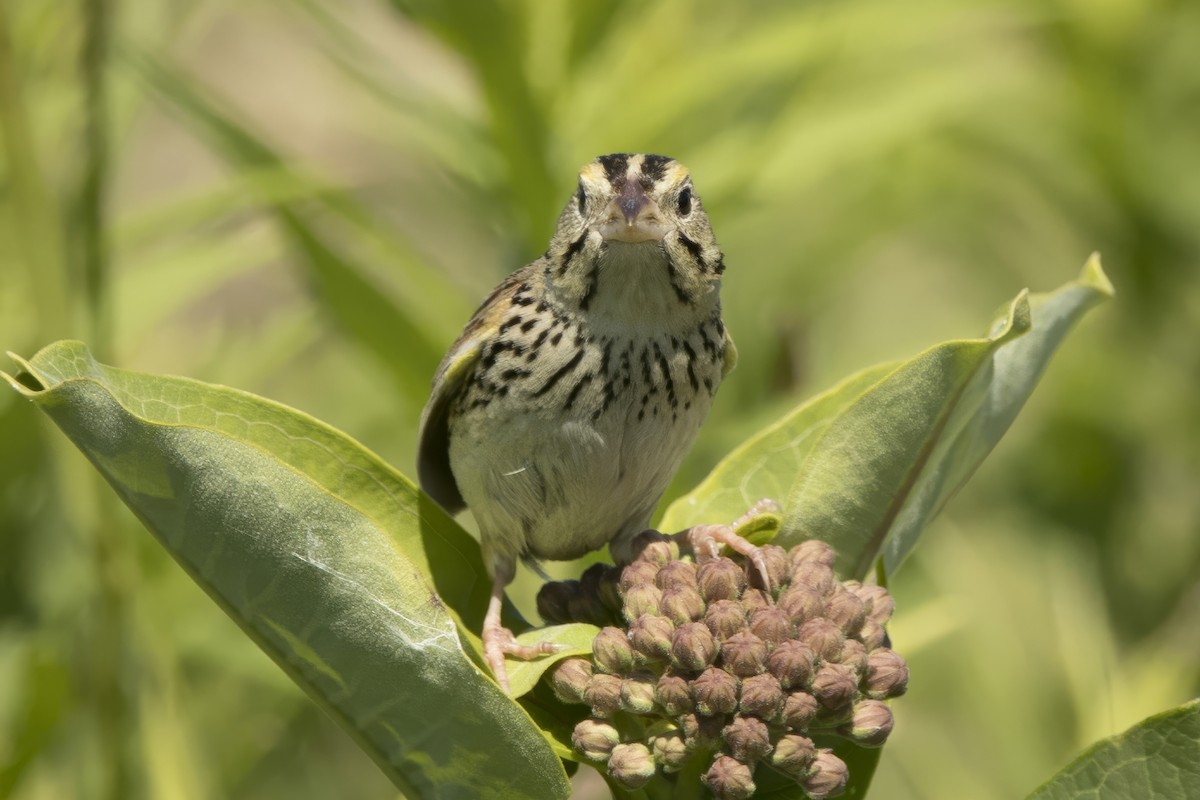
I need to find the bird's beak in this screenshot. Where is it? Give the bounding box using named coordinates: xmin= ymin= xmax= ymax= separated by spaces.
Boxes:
xmin=617 ymin=180 xmax=648 ymax=224
xmin=601 ymin=181 xmax=669 ymax=243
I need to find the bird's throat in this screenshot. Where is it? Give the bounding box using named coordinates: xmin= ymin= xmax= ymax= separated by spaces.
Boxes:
xmin=586 ymin=242 xmax=714 ymax=333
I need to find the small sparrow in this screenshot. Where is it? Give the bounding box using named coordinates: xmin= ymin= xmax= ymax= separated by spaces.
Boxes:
xmin=419 ymin=154 xmax=761 ymax=691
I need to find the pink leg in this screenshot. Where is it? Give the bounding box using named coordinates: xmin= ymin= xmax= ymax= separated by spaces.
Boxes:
xmin=482 ymin=566 xmax=562 ymax=694
xmin=683 ymin=498 xmax=782 ymax=590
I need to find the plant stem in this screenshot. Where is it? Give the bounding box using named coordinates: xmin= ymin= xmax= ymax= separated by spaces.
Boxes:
xmin=0 ymin=3 xmax=70 ymax=343
xmin=77 ymin=0 xmax=113 ymax=354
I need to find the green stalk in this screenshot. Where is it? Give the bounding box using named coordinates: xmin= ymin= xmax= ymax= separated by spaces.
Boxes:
xmin=0 ymin=4 xmax=70 ymax=342
xmin=81 ymin=2 xmax=134 ymax=798
xmin=77 ymin=0 xmax=113 ymax=353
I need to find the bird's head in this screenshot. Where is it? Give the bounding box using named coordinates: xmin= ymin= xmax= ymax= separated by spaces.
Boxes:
xmin=546 ymin=154 xmax=724 ymax=314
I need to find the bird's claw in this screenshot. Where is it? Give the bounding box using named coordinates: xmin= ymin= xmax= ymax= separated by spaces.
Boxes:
xmin=683 ymin=498 xmax=781 ymax=592
xmin=686 ymin=523 xmax=772 ymax=592
xmin=482 ymin=619 xmax=563 ymax=694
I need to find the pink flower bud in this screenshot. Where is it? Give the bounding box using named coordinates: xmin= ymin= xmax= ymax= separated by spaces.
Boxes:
xmin=781 ymin=691 xmax=819 ymax=731
xmin=757 ymin=544 xmax=791 ymax=592
xmin=811 ymin=662 xmax=858 ymax=709
xmin=789 ymin=539 xmax=836 ymax=569
xmin=703 ymin=755 xmax=756 ymax=800
xmin=550 ymin=657 xmax=592 ymax=704
xmin=767 ymin=640 xmax=816 ymax=689
xmin=691 ymin=666 xmax=739 ymax=716
xmin=670 ymin=622 xmax=717 ymax=672
xmin=697 ymin=557 xmax=746 ymax=602
xmin=620 ymin=672 xmax=657 ymax=714
xmin=777 ymin=584 xmax=824 ymax=625
xmin=628 ymin=614 xmax=674 ymax=661
xmin=584 ymin=673 xmax=622 ymax=718
xmin=792 ymin=561 xmax=836 ymax=597
xmin=824 ymin=583 xmax=867 ymax=636
xmin=849 ymin=581 xmax=895 ymax=625
xmin=770 ymin=733 xmax=816 ymax=775
xmin=798 ymin=618 xmax=844 ymax=661
xmin=656 ymin=559 xmax=699 ymax=592
xmin=655 ymin=673 xmax=694 ymax=715
xmin=661 ymin=584 xmax=706 ymax=625
xmin=649 ymin=725 xmax=689 ymax=773
xmin=572 ymin=718 xmax=619 ymax=761
xmin=841 ymin=699 xmax=894 ymax=747
xmin=608 ymin=742 xmax=656 ymax=789
xmin=838 ymin=638 xmax=869 ymax=678
xmin=619 ymin=560 xmax=659 ymax=594
xmin=739 ymin=673 xmax=785 ymax=720
xmin=632 ymin=529 xmax=679 ymax=566
xmin=740 ymin=587 xmax=772 ymax=612
xmin=803 ymin=749 xmax=849 ymax=799
xmin=858 ymin=618 xmax=887 ymax=651
xmin=865 ymin=647 xmax=909 ymax=699
xmin=622 ymin=583 xmax=664 ymax=623
xmin=749 ymin=606 xmax=795 ymax=645
xmin=720 ymin=631 xmax=768 ymax=677
xmin=593 ymin=626 xmax=635 ymax=675
xmin=704 ymin=599 xmax=748 ymax=640
xmin=722 ymin=715 xmax=772 ymax=763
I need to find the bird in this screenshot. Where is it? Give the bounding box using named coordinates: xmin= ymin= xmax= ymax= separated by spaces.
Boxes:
xmin=418 ymin=153 xmax=757 ymax=692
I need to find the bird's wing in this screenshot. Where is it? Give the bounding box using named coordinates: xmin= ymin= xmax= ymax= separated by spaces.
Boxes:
xmin=722 ymin=328 xmax=738 ymax=377
xmin=417 ymin=267 xmax=533 ymax=513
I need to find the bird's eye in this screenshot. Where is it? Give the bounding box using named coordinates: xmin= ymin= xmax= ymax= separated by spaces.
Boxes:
xmin=576 ymin=182 xmax=587 ymax=214
xmin=677 ymin=187 xmax=693 ymax=216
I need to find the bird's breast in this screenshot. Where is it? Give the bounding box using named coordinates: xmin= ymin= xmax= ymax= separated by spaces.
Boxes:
xmin=449 ymin=299 xmax=729 ymax=563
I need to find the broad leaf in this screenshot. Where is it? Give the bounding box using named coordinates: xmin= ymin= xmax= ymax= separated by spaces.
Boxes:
xmin=3 ymin=341 xmax=569 ymax=800
xmin=1026 ymin=700 xmax=1200 ymax=800
xmin=875 ymin=254 xmax=1114 ymax=575
xmin=506 ymin=623 xmax=600 ymax=699
xmin=781 ymin=286 xmax=1032 ymax=578
xmin=660 ymin=363 xmax=897 ymax=533
xmin=666 ymin=257 xmax=1113 ymax=581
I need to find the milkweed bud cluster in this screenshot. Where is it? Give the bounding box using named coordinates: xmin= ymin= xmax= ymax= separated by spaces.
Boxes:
xmin=545 ymin=536 xmax=907 ymax=799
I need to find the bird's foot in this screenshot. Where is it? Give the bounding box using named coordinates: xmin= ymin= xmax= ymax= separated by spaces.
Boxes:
xmin=482 ymin=617 xmax=563 ymax=694
xmin=683 ymin=498 xmax=782 ymax=591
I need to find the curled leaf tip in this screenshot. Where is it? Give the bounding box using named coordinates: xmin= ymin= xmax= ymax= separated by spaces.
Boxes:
xmin=2 ymin=352 xmax=40 ymax=395
xmin=1080 ymin=252 xmax=1115 ymax=297
xmin=990 ymin=289 xmax=1032 ymax=342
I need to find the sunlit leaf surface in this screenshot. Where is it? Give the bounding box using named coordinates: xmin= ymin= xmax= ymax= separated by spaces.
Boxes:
xmin=3 ymin=342 xmax=569 ymax=800
xmin=1027 ymin=700 xmax=1200 ymax=800
xmin=505 ymin=623 xmax=600 ymax=700
xmin=664 ymin=258 xmax=1113 ymax=580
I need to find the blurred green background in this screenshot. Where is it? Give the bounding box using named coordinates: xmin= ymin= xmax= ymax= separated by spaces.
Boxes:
xmin=1 ymin=0 xmax=1197 ymax=798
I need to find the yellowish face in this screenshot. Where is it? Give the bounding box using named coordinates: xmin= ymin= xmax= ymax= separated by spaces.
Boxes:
xmin=577 ymin=155 xmax=694 ymax=244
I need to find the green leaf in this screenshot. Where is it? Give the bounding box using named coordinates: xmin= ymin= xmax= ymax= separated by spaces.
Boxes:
xmin=780 ymin=285 xmax=1032 ymax=579
xmin=875 ymin=254 xmax=1114 ymax=577
xmin=659 ymin=363 xmax=897 ymax=533
xmin=3 ymin=341 xmax=569 ymax=800
xmin=1026 ymin=700 xmax=1200 ymax=800
xmin=665 ymin=257 xmax=1113 ymax=581
xmin=506 ymin=623 xmax=600 ymax=699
